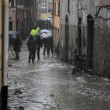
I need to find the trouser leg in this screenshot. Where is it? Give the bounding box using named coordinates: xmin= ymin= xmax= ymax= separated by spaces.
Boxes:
xmin=43 ymin=45 xmax=46 ymax=55
xmin=15 ymin=51 xmax=19 ymax=60
xmin=37 ymin=46 xmax=40 ymax=60
xmin=47 ymin=46 xmax=50 ymax=56
xmin=29 ymin=49 xmax=32 ymax=63
xmin=50 ymin=44 xmax=53 ymax=55
xmin=32 ymin=49 xmax=36 ymax=62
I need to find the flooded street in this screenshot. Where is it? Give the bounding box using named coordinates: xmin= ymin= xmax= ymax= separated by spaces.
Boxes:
xmin=8 ymin=44 xmax=110 ymax=110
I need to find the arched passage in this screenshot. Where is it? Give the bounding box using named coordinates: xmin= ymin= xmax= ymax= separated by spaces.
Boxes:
xmin=86 ymin=15 xmax=94 ymax=69
xmin=78 ymin=17 xmax=82 ymax=55
xmin=65 ymin=15 xmax=69 ymax=62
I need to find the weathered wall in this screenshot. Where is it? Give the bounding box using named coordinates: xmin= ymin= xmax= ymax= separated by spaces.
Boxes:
xmin=94 ymin=6 xmax=110 ymax=78
xmin=60 ymin=0 xmax=88 ymax=62
xmin=60 ymin=0 xmax=110 ymax=78
xmin=59 ymin=24 xmax=65 ymax=61
xmin=82 ymin=0 xmax=110 ymax=78
xmin=9 ymin=7 xmax=16 ymax=30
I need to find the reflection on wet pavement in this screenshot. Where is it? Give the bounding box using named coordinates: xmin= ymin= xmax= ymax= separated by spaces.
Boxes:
xmin=8 ymin=47 xmax=110 ymax=110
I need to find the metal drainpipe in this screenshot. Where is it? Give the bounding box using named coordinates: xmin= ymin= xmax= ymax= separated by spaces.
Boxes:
xmin=0 ymin=0 xmax=3 ymax=109
xmin=1 ymin=0 xmax=9 ymax=109
xmin=16 ymin=0 xmax=17 ymax=31
xmin=52 ymin=0 xmax=54 ymax=39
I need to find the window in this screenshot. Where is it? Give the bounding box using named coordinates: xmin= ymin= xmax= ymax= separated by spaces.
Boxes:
xmin=11 ymin=0 xmax=14 ymax=7
xmin=9 ymin=21 xmax=13 ymax=31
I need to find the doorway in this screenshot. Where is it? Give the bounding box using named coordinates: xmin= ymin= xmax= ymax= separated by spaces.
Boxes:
xmin=78 ymin=17 xmax=82 ymax=55
xmin=65 ymin=15 xmax=69 ymax=62
xmin=86 ymin=15 xmax=94 ymax=69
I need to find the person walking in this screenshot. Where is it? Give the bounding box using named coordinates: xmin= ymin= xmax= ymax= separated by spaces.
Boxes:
xmin=43 ymin=37 xmax=48 ymax=56
xmin=47 ymin=37 xmax=53 ymax=57
xmin=27 ymin=36 xmax=37 ymax=63
xmin=30 ymin=26 xmax=41 ymax=38
xmin=30 ymin=26 xmax=36 ymax=38
xmin=35 ymin=34 xmax=43 ymax=61
xmin=13 ymin=33 xmax=22 ymax=60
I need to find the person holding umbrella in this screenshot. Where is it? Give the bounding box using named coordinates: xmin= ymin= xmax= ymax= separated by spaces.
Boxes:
xmin=13 ymin=33 xmax=22 ymax=60
xmin=35 ymin=33 xmax=43 ymax=61
xmin=40 ymin=29 xmax=53 ymax=57
xmin=27 ymin=36 xmax=37 ymax=63
xmin=27 ymin=26 xmax=41 ymax=63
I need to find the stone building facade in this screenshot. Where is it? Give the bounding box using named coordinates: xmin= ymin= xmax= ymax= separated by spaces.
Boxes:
xmin=59 ymin=0 xmax=110 ymax=78
xmin=54 ymin=0 xmax=60 ymax=51
xmin=9 ymin=0 xmax=38 ymax=40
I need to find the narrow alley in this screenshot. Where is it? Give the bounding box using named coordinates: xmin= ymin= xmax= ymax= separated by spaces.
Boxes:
xmin=8 ymin=43 xmax=110 ymax=110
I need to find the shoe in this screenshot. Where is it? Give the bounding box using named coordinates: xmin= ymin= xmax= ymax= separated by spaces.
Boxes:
xmin=37 ymin=59 xmax=40 ymax=62
xmin=32 ymin=60 xmax=35 ymax=64
xmin=38 ymin=57 xmax=40 ymax=60
xmin=28 ymin=60 xmax=31 ymax=63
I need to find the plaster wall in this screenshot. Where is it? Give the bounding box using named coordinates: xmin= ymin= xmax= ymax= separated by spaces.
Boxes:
xmin=60 ymin=0 xmax=110 ymax=78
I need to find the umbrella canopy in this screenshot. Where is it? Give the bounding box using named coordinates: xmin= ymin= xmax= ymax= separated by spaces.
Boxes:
xmin=9 ymin=31 xmax=18 ymax=38
xmin=40 ymin=29 xmax=50 ymax=33
xmin=40 ymin=33 xmax=48 ymax=39
xmin=40 ymin=29 xmax=52 ymax=38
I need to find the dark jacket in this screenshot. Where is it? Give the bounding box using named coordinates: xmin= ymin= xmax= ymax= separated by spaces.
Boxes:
xmin=35 ymin=35 xmax=43 ymax=47
xmin=13 ymin=37 xmax=22 ymax=52
xmin=27 ymin=37 xmax=37 ymax=50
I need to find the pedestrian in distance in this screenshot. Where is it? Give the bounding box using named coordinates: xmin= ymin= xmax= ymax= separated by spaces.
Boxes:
xmin=30 ymin=26 xmax=36 ymax=38
xmin=27 ymin=36 xmax=37 ymax=63
xmin=30 ymin=26 xmax=41 ymax=38
xmin=42 ymin=37 xmax=48 ymax=57
xmin=41 ymin=31 xmax=53 ymax=58
xmin=47 ymin=36 xmax=53 ymax=57
xmin=35 ymin=34 xmax=43 ymax=61
xmin=13 ymin=33 xmax=22 ymax=60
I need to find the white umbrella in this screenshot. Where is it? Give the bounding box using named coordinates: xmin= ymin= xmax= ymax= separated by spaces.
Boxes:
xmin=40 ymin=33 xmax=48 ymax=39
xmin=40 ymin=29 xmax=50 ymax=33
xmin=40 ymin=29 xmax=52 ymax=38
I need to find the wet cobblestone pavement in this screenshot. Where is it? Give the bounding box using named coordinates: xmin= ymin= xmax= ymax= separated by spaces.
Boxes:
xmin=8 ymin=44 xmax=110 ymax=110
